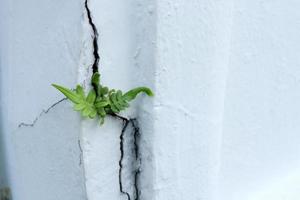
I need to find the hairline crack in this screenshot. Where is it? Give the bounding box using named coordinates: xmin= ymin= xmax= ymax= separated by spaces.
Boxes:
xmin=17 ymin=98 xmax=67 ymax=128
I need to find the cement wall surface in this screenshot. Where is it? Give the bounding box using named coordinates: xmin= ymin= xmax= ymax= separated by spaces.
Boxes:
xmin=0 ymin=0 xmax=87 ymax=199
xmin=1 ymin=0 xmax=300 ymax=200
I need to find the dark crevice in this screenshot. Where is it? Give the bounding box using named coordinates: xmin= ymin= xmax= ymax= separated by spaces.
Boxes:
xmin=84 ymin=0 xmax=100 ymax=95
xmin=134 ymin=170 xmax=140 ymax=200
xmin=84 ymin=0 xmax=99 ymax=74
xmin=132 ymin=119 xmax=141 ymax=200
xmin=118 ymin=119 xmax=131 ymax=200
xmin=132 ymin=120 xmax=139 ymax=160
xmin=17 ymin=98 xmax=67 ymax=128
xmin=84 ymin=1 xmax=142 ymax=198
xmin=113 ymin=115 xmax=141 ymax=200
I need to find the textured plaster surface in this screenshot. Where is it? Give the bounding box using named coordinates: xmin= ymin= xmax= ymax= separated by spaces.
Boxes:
xmin=0 ymin=0 xmax=87 ymax=199
xmin=12 ymin=102 xmax=86 ymax=200
xmin=218 ymin=1 xmax=300 ymax=199
xmin=151 ymin=1 xmax=300 ymax=199
xmin=1 ymin=0 xmax=300 ymax=199
xmin=151 ymin=1 xmax=235 ymax=199
xmin=81 ymin=118 xmax=127 ymax=199
xmin=79 ymin=0 xmax=155 ymax=199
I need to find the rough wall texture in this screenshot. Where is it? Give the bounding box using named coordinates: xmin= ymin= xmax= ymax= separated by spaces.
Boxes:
xmin=218 ymin=1 xmax=300 ymax=199
xmin=79 ymin=0 xmax=156 ymax=199
xmin=152 ymin=1 xmax=235 ymax=199
xmin=0 ymin=0 xmax=87 ymax=199
xmin=1 ymin=0 xmax=300 ymax=200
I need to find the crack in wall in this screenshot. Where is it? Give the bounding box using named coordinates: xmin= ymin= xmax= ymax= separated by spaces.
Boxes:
xmin=132 ymin=119 xmax=141 ymax=200
xmin=113 ymin=115 xmax=141 ymax=200
xmin=84 ymin=1 xmax=142 ymax=199
xmin=17 ymin=98 xmax=67 ymax=128
xmin=84 ymin=0 xmax=99 ymax=74
xmin=118 ymin=119 xmax=131 ymax=200
xmin=84 ymin=0 xmax=100 ymax=96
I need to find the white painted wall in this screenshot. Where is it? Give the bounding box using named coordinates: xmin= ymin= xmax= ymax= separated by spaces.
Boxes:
xmin=218 ymin=1 xmax=300 ymax=199
xmin=1 ymin=0 xmax=300 ymax=200
xmin=79 ymin=0 xmax=156 ymax=199
xmin=151 ymin=1 xmax=300 ymax=199
xmin=0 ymin=0 xmax=87 ymax=199
xmin=151 ymin=1 xmax=235 ymax=199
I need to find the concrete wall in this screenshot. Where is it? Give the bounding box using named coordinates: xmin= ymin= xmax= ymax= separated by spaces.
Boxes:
xmin=0 ymin=0 xmax=10 ymax=191
xmin=0 ymin=0 xmax=87 ymax=199
xmin=1 ymin=0 xmax=300 ymax=199
xmin=218 ymin=1 xmax=300 ymax=199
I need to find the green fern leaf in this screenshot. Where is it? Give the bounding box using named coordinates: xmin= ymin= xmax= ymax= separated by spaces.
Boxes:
xmin=100 ymin=87 xmax=109 ymax=95
xmin=89 ymin=109 xmax=97 ymax=119
xmin=97 ymin=107 xmax=106 ymax=117
xmin=76 ymin=85 xmax=85 ymax=99
xmin=95 ymin=100 xmax=109 ymax=108
xmin=123 ymin=87 xmax=154 ymax=101
xmin=52 ymin=84 xmax=81 ymax=103
xmin=74 ymin=103 xmax=86 ymax=111
xmin=52 ymin=71 xmax=153 ymax=124
xmin=91 ymin=72 xmax=100 ymax=91
xmin=86 ymin=90 xmax=96 ymax=104
xmin=82 ymin=107 xmax=92 ymax=117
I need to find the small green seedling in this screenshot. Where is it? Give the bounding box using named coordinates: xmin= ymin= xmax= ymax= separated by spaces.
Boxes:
xmin=52 ymin=72 xmax=153 ymax=125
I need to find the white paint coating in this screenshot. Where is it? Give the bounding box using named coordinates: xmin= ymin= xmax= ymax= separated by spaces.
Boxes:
xmin=148 ymin=0 xmax=300 ymax=199
xmin=1 ymin=0 xmax=300 ymax=199
xmin=151 ymin=1 xmax=236 ymax=199
xmin=79 ymin=0 xmax=156 ymax=199
xmin=81 ymin=118 xmax=122 ymax=199
xmin=0 ymin=0 xmax=87 ymax=199
xmin=218 ymin=1 xmax=300 ymax=199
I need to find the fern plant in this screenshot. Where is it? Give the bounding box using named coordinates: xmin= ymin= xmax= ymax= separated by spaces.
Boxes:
xmin=52 ymin=72 xmax=153 ymax=125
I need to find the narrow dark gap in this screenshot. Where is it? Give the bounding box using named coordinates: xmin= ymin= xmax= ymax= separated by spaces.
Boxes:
xmin=113 ymin=115 xmax=141 ymax=200
xmin=84 ymin=0 xmax=100 ymax=97
xmin=84 ymin=1 xmax=142 ymax=199
xmin=132 ymin=119 xmax=141 ymax=200
xmin=84 ymin=0 xmax=99 ymax=74
xmin=118 ymin=119 xmax=131 ymax=200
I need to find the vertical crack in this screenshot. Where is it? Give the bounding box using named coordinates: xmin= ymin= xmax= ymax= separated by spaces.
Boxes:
xmin=84 ymin=0 xmax=100 ymax=96
xmin=114 ymin=115 xmax=142 ymax=200
xmin=83 ymin=1 xmax=142 ymax=199
xmin=132 ymin=119 xmax=141 ymax=200
xmin=118 ymin=119 xmax=131 ymax=200
xmin=84 ymin=0 xmax=99 ymax=73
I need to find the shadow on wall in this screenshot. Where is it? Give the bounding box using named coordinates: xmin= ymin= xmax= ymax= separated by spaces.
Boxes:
xmin=0 ymin=77 xmax=11 ymax=199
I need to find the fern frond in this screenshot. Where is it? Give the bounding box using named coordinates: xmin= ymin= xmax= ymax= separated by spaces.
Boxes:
xmin=52 ymin=84 xmax=97 ymax=119
xmin=52 ymin=73 xmax=153 ymax=124
xmin=123 ymin=87 xmax=154 ymax=101
xmin=52 ymin=84 xmax=81 ymax=104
